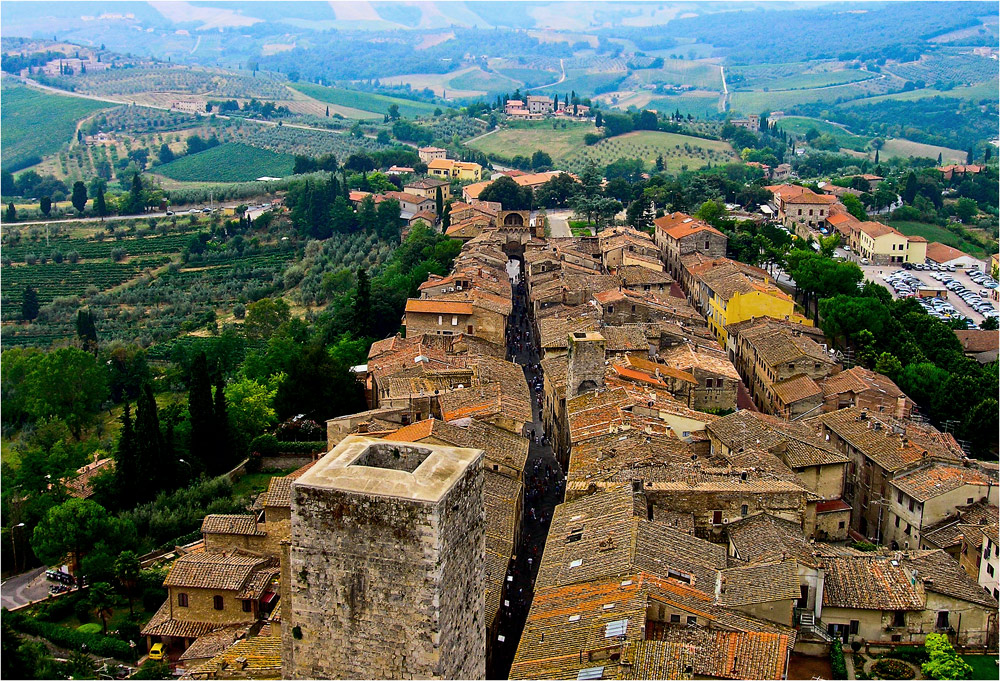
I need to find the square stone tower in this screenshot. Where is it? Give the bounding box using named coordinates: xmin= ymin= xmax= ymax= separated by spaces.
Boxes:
xmin=567 ymin=331 xmax=607 ymax=398
xmin=284 ymin=435 xmax=486 ymax=680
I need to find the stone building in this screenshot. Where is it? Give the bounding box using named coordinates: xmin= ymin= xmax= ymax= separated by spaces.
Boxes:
xmin=142 ymin=552 xmax=279 ymax=658
xmin=807 ymin=407 xmax=966 ymax=544
xmin=566 ymin=331 xmax=606 ymax=399
xmin=652 ymin=212 xmax=728 ymax=281
xmin=725 ymin=317 xmax=839 ymax=416
xmin=284 ymin=435 xmax=486 ymax=679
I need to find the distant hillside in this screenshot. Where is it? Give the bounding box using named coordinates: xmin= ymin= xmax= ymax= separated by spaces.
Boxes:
xmin=290 ymin=83 xmax=438 ymax=118
xmin=1 ymin=82 xmax=110 ymax=172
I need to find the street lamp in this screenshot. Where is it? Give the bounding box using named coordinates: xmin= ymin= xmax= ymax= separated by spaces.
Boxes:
xmin=11 ymin=522 xmax=25 ymax=573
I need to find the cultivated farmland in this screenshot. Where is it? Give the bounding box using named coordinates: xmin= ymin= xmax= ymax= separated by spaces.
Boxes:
xmin=290 ymin=82 xmax=438 ymax=118
xmin=570 ymin=130 xmax=736 ymax=173
xmin=467 ymin=122 xmax=736 ymax=173
xmin=153 ymin=143 xmax=296 ymax=182
xmin=879 ymin=138 xmax=967 ymax=164
xmin=775 ymin=116 xmax=870 ymax=151
xmin=1 ymin=83 xmax=111 ymax=171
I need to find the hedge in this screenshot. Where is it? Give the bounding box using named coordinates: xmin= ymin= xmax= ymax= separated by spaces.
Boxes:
xmin=831 ymin=639 xmax=847 ymax=680
xmin=249 ymin=434 xmax=325 ymax=456
xmin=3 ymin=610 xmax=135 ymax=661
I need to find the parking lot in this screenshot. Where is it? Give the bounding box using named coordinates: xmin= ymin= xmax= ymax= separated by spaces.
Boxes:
xmin=861 ymin=263 xmax=999 ymax=327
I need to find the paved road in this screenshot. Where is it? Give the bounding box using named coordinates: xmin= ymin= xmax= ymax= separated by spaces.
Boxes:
xmin=488 ymin=259 xmax=565 ymax=679
xmin=544 ymin=209 xmax=574 ymax=238
xmin=1 ymin=566 xmax=49 ymax=610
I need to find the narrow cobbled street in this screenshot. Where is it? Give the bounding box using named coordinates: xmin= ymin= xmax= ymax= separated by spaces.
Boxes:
xmin=488 ymin=256 xmax=566 ymax=679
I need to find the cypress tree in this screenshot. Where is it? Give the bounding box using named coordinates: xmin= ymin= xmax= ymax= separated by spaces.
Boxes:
xmin=76 ymin=308 xmax=98 ymax=351
xmin=435 ymin=186 xmax=443 ymax=216
xmin=134 ymin=383 xmax=163 ymax=497
xmin=903 ymin=172 xmax=918 ymax=204
xmin=21 ymin=286 xmax=39 ymax=321
xmin=95 ymin=187 xmax=108 ymax=219
xmin=114 ymin=403 xmax=138 ymax=508
xmin=213 ymin=378 xmax=234 ymax=472
xmin=874 ymin=150 xmax=879 ymax=164
xmin=352 ymin=268 xmax=372 ymax=338
xmin=187 ymin=352 xmax=214 ymax=473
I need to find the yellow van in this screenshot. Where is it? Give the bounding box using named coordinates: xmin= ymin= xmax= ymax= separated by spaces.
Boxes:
xmin=148 ymin=643 xmax=165 ymax=660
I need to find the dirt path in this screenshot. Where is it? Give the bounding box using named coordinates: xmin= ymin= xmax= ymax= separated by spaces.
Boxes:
xmin=527 ymin=58 xmax=565 ymax=92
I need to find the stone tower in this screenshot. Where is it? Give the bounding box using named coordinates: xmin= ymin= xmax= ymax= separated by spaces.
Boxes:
xmin=284 ymin=435 xmax=486 ymax=680
xmin=567 ymin=331 xmax=606 ymax=398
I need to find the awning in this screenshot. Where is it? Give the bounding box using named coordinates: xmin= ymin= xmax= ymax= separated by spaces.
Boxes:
xmin=261 ymin=591 xmax=278 ymax=605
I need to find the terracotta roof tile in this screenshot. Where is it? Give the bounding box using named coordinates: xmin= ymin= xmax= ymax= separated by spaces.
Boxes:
xmin=822 ymin=556 xmax=924 ymax=610
xmin=163 ymin=551 xmax=276 ymax=592
xmin=772 ymin=373 xmax=822 ymax=405
xmin=889 ymin=463 xmax=993 ymax=502
xmin=200 ymin=515 xmax=265 ymax=537
xmin=904 ymin=550 xmax=999 ymax=608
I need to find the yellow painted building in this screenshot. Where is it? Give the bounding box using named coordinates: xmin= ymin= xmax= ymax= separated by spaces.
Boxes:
xmin=693 ymin=260 xmax=812 ymax=345
xmin=850 ymin=221 xmax=927 ymax=265
xmin=427 ymin=159 xmax=483 ymax=182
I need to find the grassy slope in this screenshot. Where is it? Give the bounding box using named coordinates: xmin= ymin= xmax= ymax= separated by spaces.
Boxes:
xmin=467 ymin=120 xmax=593 ymax=163
xmin=880 ymin=138 xmax=967 ymax=164
xmin=1 ymin=83 xmax=111 ymax=169
xmin=468 ymin=123 xmax=735 ymax=172
xmin=447 ymin=67 xmax=520 ymax=93
xmin=888 ymin=220 xmax=986 ymax=257
xmin=730 ymin=81 xmax=876 ymax=115
xmin=776 ymin=116 xmax=870 ymax=151
xmin=154 ymin=143 xmax=295 ymax=182
xmin=290 ymin=82 xmax=438 ymax=118
xmin=574 ymin=130 xmax=736 ymax=173
xmin=841 ymin=79 xmax=999 ymax=106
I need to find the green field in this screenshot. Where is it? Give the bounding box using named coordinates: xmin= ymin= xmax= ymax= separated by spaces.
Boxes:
xmin=888 ymin=220 xmax=987 ymax=257
xmin=730 ymin=81 xmax=878 ymax=115
xmin=447 ymin=68 xmax=520 ymax=93
xmin=557 ymin=69 xmax=627 ymax=96
xmin=467 ymin=123 xmax=735 ymax=174
xmin=494 ymin=67 xmax=561 ymax=89
xmin=1 ymin=83 xmax=111 ymax=171
xmin=754 ymin=70 xmax=873 ymax=91
xmin=776 ymin=116 xmax=870 ymax=151
xmin=645 ymin=96 xmax=721 ymax=120
xmin=572 ymin=130 xmax=736 ymax=173
xmin=290 ymin=82 xmax=438 ymax=118
xmin=842 ymin=78 xmax=1000 ymax=106
xmin=154 ymin=143 xmax=295 ymax=182
xmin=880 ymin=138 xmax=967 ymax=164
xmin=468 ymin=120 xmax=592 ymax=163
xmin=631 ymin=61 xmax=721 ymax=89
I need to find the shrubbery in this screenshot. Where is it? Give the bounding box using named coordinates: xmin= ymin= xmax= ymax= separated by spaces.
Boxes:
xmin=3 ymin=610 xmax=135 ymax=661
xmin=830 ymin=639 xmax=847 ymax=680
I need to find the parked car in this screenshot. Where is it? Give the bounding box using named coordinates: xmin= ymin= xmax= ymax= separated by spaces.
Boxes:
xmin=148 ymin=643 xmax=166 ymax=661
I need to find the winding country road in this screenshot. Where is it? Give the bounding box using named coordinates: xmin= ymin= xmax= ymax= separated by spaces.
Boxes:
xmin=527 ymin=58 xmax=566 ymax=92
